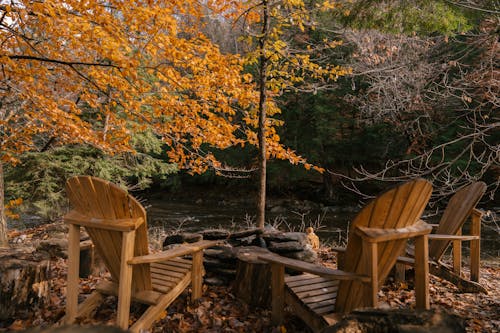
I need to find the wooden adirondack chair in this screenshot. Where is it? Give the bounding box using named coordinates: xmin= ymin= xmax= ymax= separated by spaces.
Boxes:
xmin=397 ymin=181 xmax=487 ymax=293
xmin=259 ymin=179 xmax=433 ymax=332
xmin=63 ymin=176 xmax=219 ymax=332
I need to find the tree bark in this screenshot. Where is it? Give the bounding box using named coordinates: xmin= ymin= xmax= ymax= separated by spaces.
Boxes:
xmin=0 ymin=161 xmax=8 ymax=248
xmin=232 ymin=246 xmax=272 ymax=308
xmin=257 ymin=0 xmax=270 ymax=230
xmin=0 ymin=247 xmax=51 ymax=320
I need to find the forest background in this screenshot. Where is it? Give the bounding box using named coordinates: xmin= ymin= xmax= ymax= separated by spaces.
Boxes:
xmin=1 ymin=0 xmax=498 ymax=243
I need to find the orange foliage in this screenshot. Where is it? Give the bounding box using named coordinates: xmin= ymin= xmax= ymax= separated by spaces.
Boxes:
xmin=0 ymin=0 xmax=306 ymax=174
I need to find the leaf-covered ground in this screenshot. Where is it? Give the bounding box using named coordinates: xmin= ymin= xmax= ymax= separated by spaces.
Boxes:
xmin=2 ymin=225 xmax=499 ymax=332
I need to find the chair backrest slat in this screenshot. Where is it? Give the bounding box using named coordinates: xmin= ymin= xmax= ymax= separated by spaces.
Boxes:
xmin=429 ymin=182 xmax=486 ymax=261
xmin=335 ymin=179 xmax=432 ymax=313
xmin=66 ymin=176 xmax=152 ymax=292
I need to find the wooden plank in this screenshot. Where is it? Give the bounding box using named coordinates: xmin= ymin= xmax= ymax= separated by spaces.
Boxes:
xmin=65 ymin=177 xmax=91 ymax=214
xmin=191 ymin=251 xmax=204 ymax=301
xmin=285 ymin=273 xmax=330 ymax=287
xmin=414 ymin=234 xmax=430 ymax=310
xmin=151 ymin=262 xmax=191 ymax=273
xmin=356 ymin=220 xmax=432 ymax=242
xmin=75 ymin=291 xmax=103 ymax=319
xmin=285 ymin=273 xmax=320 ymax=283
xmin=96 ymin=280 xmax=162 ymax=305
xmin=151 ymin=271 xmax=182 ymax=283
xmin=284 ymin=291 xmax=328 ymax=332
xmin=428 ymin=234 xmax=479 ymax=241
xmin=65 ymin=224 xmax=81 ymax=324
xmin=150 ymin=266 xmax=185 ymax=278
xmin=151 ymin=277 xmax=178 ymax=287
xmin=364 ymin=241 xmax=378 ymax=309
xmin=86 ymin=228 xmax=121 ymax=281
xmin=302 ymin=292 xmax=337 ymax=304
xmin=130 ymin=272 xmax=192 ymax=333
xmin=116 ymin=231 xmax=136 ymax=330
xmin=376 ymin=180 xmax=432 ymax=290
xmin=64 ymin=210 xmax=144 ymax=231
xmin=315 ymin=304 xmax=336 ymax=315
xmin=291 ymin=281 xmax=339 ymax=294
xmin=286 ymin=275 xmax=333 ymax=287
xmin=129 ymin=240 xmax=220 ymax=265
xmin=470 ymin=209 xmax=482 ymax=282
xmin=396 ymin=256 xmax=415 ymax=265
xmin=166 ymin=257 xmax=193 ymax=268
xmin=429 ymin=263 xmax=487 ymax=293
xmin=308 ymin=298 xmax=336 ymax=310
xmin=295 ymin=285 xmax=338 ymax=298
xmin=335 ymin=179 xmax=431 ymax=314
xmin=258 ymin=253 xmax=370 ymax=282
xmin=429 ymin=182 xmax=486 ymax=262
xmin=270 ymin=263 xmax=285 ymax=325
xmin=77 ymin=176 xmax=102 ymax=217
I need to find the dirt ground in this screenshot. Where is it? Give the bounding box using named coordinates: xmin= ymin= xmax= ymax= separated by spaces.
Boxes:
xmin=1 ymin=224 xmax=499 ymax=333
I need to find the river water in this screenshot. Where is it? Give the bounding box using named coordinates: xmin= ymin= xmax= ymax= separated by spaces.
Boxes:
xmin=145 ymin=197 xmax=499 ymax=260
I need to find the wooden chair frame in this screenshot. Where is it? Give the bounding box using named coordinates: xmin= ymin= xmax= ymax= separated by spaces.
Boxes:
xmin=258 ymin=179 xmax=434 ymax=332
xmin=397 ymin=181 xmax=486 ymax=293
xmin=260 ymin=221 xmax=431 ymax=331
xmin=62 ymin=176 xmax=219 ymax=332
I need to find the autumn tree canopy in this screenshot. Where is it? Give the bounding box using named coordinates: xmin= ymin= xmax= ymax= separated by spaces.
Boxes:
xmin=0 ymin=0 xmax=308 ymax=245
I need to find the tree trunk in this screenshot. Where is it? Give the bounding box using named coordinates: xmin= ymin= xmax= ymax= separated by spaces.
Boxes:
xmin=257 ymin=0 xmax=270 ymax=230
xmin=0 ymin=161 xmax=8 ymax=248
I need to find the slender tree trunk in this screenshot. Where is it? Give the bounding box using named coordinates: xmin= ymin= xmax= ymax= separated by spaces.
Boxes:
xmin=257 ymin=0 xmax=270 ymax=230
xmin=0 ymin=161 xmax=9 ymax=247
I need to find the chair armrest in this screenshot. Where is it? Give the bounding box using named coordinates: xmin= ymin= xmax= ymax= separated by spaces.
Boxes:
xmin=64 ymin=210 xmax=145 ymax=231
xmin=258 ymin=252 xmax=370 ymax=282
xmin=355 ymin=220 xmax=432 ymax=243
xmin=428 ymin=234 xmax=479 ymax=241
xmin=428 ymin=223 xmax=439 ymax=231
xmin=472 ymin=208 xmax=484 ymax=218
xmin=128 ymin=240 xmax=222 ymax=265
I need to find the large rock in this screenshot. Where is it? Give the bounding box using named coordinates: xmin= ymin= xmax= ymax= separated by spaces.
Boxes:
xmin=163 ymin=232 xmax=203 ymax=247
xmin=268 ymin=241 xmax=304 ymax=253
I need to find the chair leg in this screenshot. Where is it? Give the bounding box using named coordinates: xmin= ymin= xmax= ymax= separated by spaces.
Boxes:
xmin=117 ymin=231 xmax=136 ymax=330
xmin=414 ymin=234 xmax=430 ymax=310
xmin=66 ymin=224 xmax=81 ymax=324
xmin=362 ymin=241 xmax=378 ymax=308
xmin=191 ymin=250 xmax=203 ymax=301
xmin=470 ymin=210 xmax=482 ymax=282
xmin=452 ymin=228 xmax=462 ymax=276
xmin=130 ymin=273 xmax=191 ymax=333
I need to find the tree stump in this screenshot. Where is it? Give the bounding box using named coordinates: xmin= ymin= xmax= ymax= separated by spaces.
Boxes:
xmin=0 ymin=247 xmax=51 ymax=321
xmin=232 ymin=246 xmax=272 ymax=308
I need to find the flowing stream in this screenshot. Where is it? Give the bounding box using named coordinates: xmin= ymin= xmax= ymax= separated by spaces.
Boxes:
xmin=146 ymin=197 xmax=499 ymax=260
